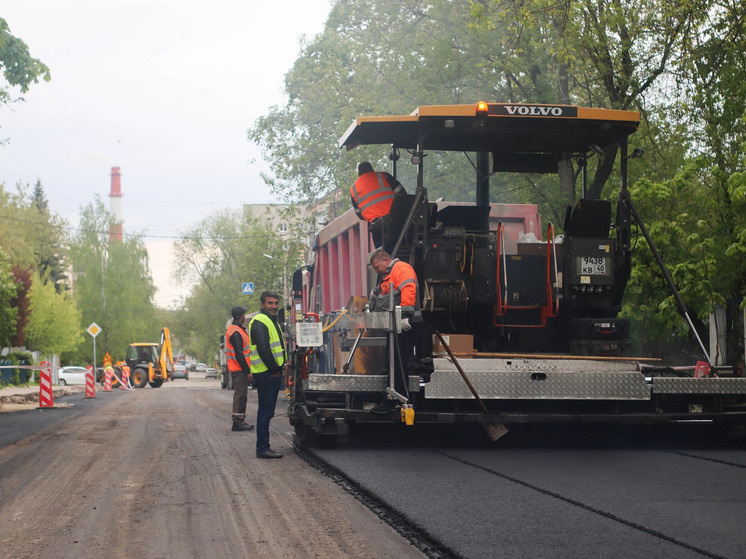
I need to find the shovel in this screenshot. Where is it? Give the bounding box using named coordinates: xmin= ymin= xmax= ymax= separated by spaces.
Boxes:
xmin=434 ymin=331 xmax=508 ymax=441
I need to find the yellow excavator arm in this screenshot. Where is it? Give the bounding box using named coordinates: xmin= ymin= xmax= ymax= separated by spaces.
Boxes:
xmin=158 ymin=327 xmax=174 ymax=380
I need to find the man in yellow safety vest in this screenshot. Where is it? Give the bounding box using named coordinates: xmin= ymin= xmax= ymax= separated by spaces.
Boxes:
xmin=249 ymin=291 xmax=287 ymax=459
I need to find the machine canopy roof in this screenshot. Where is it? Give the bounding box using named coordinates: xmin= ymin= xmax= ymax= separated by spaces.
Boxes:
xmin=339 ymin=103 xmax=640 ymax=156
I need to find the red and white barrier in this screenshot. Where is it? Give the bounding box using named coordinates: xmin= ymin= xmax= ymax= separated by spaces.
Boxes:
xmin=103 ymin=367 xmax=113 ymax=391
xmin=85 ymin=366 xmax=96 ymax=398
xmin=120 ymin=366 xmax=131 ymax=390
xmin=38 ymin=361 xmax=54 ymax=408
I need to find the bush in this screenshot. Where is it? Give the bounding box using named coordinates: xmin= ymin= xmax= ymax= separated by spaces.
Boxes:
xmin=0 ymin=351 xmax=33 ymax=385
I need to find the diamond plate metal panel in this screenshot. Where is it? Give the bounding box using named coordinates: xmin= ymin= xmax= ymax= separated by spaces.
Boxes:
xmin=426 ymin=358 xmax=650 ymax=400
xmin=651 ymin=377 xmax=746 ymax=395
xmin=432 ymin=357 xmax=638 ymax=374
xmin=305 ymin=374 xmax=419 ymax=392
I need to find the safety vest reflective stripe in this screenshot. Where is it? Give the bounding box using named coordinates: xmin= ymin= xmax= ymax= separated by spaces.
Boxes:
xmin=376 ymin=260 xmax=421 ymax=318
xmin=226 ymin=325 xmax=251 ymax=372
xmin=359 ymin=191 xmax=395 ymax=212
xmin=248 ymin=313 xmax=287 ymax=373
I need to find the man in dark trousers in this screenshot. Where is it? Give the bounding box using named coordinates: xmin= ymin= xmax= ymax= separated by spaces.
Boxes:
xmin=249 ymin=291 xmax=286 ymax=459
xmin=226 ymin=305 xmax=254 ymax=432
xmin=368 ymin=249 xmax=423 ymax=414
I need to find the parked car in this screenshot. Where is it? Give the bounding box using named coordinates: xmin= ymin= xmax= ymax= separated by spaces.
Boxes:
xmin=195 ymin=363 xmax=207 ymax=372
xmin=204 ymin=367 xmax=217 ymax=379
xmin=57 ymin=366 xmax=88 ymax=386
xmin=172 ymin=363 xmax=189 ymax=380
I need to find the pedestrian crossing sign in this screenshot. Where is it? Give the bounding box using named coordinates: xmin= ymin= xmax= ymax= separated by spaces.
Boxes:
xmin=242 ymin=282 xmax=254 ymax=294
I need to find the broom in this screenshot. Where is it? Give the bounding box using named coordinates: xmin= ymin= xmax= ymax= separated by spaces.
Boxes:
xmin=434 ymin=331 xmax=508 ymax=441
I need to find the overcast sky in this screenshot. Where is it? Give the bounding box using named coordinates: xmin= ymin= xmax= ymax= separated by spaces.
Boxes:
xmin=1 ymin=0 xmax=331 ymax=307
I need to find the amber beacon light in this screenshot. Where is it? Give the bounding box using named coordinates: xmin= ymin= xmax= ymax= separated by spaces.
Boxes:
xmin=476 ymin=101 xmax=489 ymax=115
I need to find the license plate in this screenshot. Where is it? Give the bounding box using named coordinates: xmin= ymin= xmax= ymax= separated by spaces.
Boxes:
xmin=578 ymin=256 xmax=608 ymax=275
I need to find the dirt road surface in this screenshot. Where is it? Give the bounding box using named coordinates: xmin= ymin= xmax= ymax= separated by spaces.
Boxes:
xmin=0 ymin=378 xmax=425 ymax=559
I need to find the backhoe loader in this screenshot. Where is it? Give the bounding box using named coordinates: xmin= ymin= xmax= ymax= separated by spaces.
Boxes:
xmin=124 ymin=328 xmax=174 ymax=388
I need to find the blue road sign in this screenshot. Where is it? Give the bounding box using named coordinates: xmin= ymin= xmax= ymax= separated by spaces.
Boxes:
xmin=242 ymin=282 xmax=254 ymax=294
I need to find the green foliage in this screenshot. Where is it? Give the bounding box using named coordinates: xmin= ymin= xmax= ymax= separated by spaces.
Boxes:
xmin=0 ymin=17 xmax=50 ymax=107
xmin=10 ymin=265 xmax=32 ymax=346
xmin=25 ymin=271 xmax=83 ymax=355
xmin=622 ymin=153 xmax=745 ymax=358
xmin=0 ymin=351 xmax=31 ymax=385
xmin=68 ymin=196 xmax=159 ymax=364
xmin=173 ymin=209 xmax=305 ymax=361
xmin=0 ymin=181 xmax=69 ymax=281
xmin=250 ymin=0 xmax=533 ymax=208
xmin=0 ymin=250 xmax=17 ymax=346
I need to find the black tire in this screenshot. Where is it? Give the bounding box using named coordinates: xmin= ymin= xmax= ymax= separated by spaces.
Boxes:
xmin=59 ymin=379 xmax=66 ymax=386
xmin=149 ymin=378 xmax=165 ymax=388
xmin=131 ymin=367 xmax=149 ymax=388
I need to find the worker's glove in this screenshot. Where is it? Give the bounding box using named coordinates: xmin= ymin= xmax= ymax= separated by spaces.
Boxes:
xmin=400 ymin=318 xmax=412 ymax=332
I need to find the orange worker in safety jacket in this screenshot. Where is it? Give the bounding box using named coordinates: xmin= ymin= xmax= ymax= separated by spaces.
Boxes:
xmin=369 ymin=249 xmax=422 ymax=323
xmin=350 ymin=161 xmax=405 ymax=222
xmin=226 ymin=323 xmax=251 ymax=372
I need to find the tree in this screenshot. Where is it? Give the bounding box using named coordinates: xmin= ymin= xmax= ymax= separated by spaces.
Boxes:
xmin=0 ymin=17 xmax=50 ymax=111
xmin=173 ymin=209 xmax=305 ymax=360
xmin=0 ymin=180 xmax=69 ymax=344
xmin=0 ymin=249 xmax=17 ymax=346
xmin=25 ymin=271 xmax=83 ymax=356
xmin=250 ymin=0 xmax=528 ymax=208
xmin=0 ymin=181 xmax=69 ymax=281
xmin=9 ymin=264 xmax=31 ymax=347
xmin=619 ymin=151 xmax=746 ymax=360
xmin=30 ymin=180 xmax=68 ymax=291
xmin=69 ymin=196 xmax=159 ymax=364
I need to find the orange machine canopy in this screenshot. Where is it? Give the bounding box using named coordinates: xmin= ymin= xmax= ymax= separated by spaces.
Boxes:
xmin=339 ymin=102 xmax=640 ymax=157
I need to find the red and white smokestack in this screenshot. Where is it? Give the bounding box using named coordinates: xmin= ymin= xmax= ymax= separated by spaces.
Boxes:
xmin=109 ymin=166 xmax=123 ymax=242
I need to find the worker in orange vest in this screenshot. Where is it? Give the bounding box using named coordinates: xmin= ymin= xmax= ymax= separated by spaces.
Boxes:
xmin=351 ymin=162 xmax=406 ymax=249
xmin=226 ymin=306 xmax=255 ymax=432
xmin=368 ymin=248 xmax=423 ymax=414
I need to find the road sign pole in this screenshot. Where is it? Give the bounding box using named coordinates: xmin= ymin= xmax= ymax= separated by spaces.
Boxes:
xmin=87 ymin=322 xmax=102 ymax=383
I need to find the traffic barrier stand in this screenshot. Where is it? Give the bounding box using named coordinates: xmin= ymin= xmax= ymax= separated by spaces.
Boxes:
xmin=119 ymin=368 xmax=130 ymax=389
xmin=85 ymin=367 xmax=96 ymax=398
xmin=111 ymin=369 xmax=132 ymax=390
xmin=104 ymin=368 xmax=113 ymax=391
xmin=38 ymin=361 xmax=54 ymax=408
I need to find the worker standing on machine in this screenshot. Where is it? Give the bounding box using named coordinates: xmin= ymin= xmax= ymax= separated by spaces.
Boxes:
xmin=226 ymin=306 xmax=255 ymax=432
xmin=351 ymin=162 xmax=406 ymax=249
xmin=368 ymin=249 xmax=423 ymax=414
xmin=249 ymin=291 xmax=286 ymax=459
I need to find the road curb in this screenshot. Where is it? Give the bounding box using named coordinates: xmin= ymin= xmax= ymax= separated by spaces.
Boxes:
xmin=0 ymin=386 xmax=85 ymax=409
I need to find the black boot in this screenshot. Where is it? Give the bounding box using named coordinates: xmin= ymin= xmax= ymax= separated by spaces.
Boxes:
xmin=232 ymin=422 xmax=255 ymax=432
